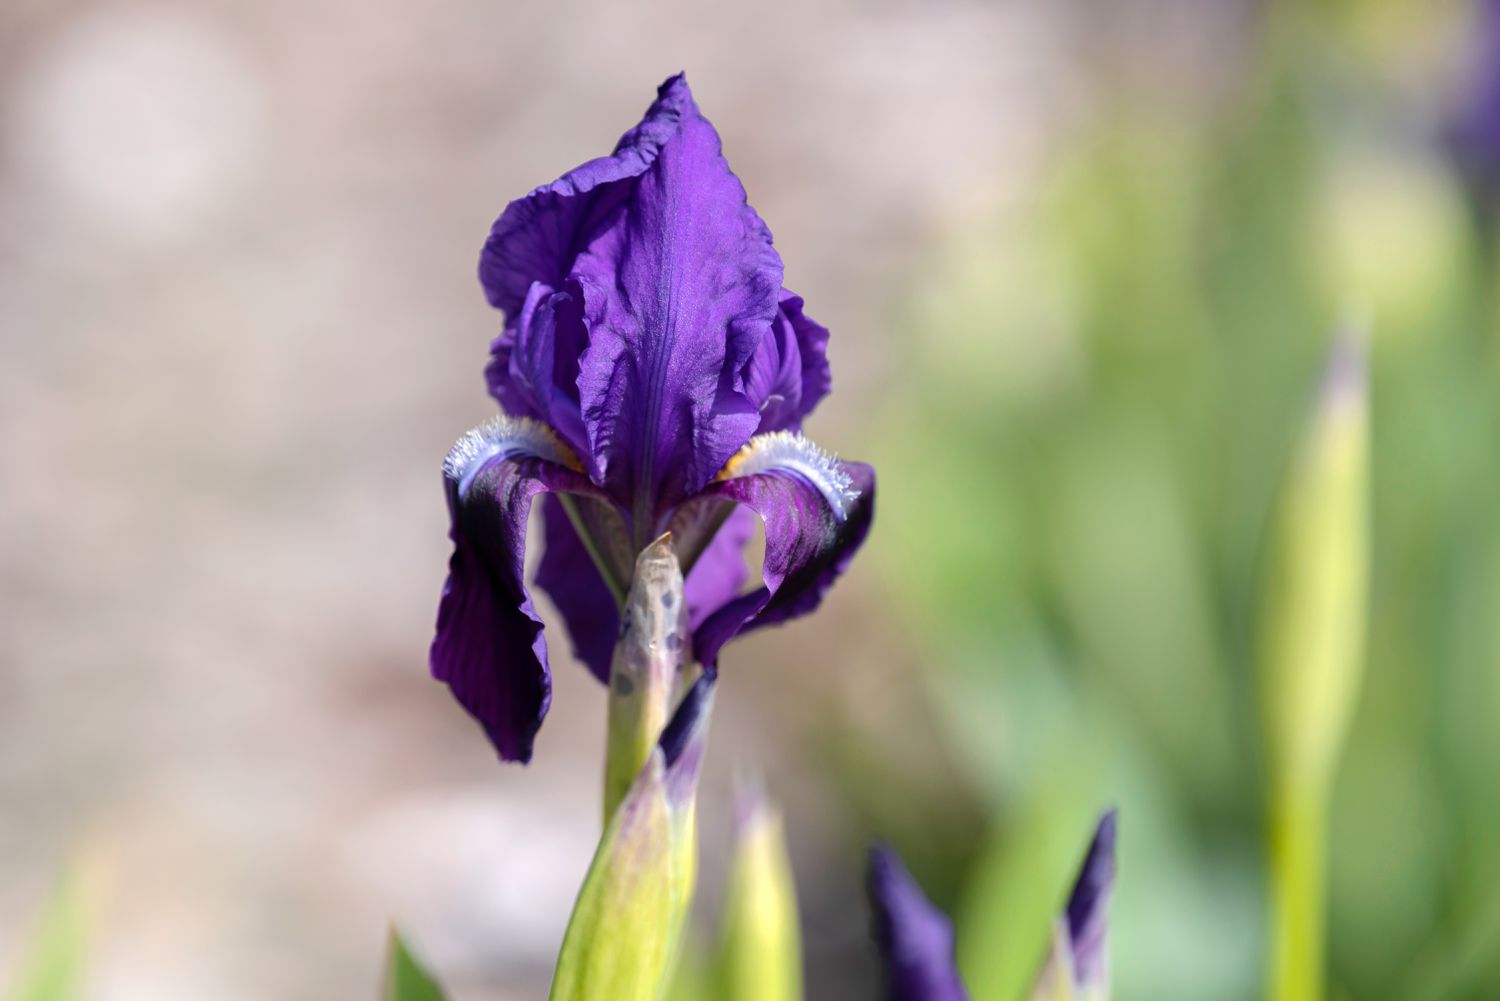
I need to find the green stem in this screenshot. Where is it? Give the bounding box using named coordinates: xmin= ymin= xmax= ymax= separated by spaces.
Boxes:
xmin=1268 ymin=784 xmax=1328 ymax=1001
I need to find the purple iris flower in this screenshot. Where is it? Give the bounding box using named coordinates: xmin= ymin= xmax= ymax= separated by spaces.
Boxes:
xmin=868 ymin=811 xmax=1118 ymax=1001
xmin=431 ymin=74 xmax=875 ymax=762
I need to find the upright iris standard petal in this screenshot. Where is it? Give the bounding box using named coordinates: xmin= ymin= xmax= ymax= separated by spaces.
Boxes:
xmin=778 ymin=293 xmax=831 ymax=421
xmin=490 ymin=282 xmax=592 ymax=465
xmin=867 ymin=846 xmax=972 ymax=1001
xmin=691 ymin=432 xmax=875 ymax=668
xmin=479 ymin=79 xmax=690 ymax=317
xmin=430 ymin=417 xmax=609 ymax=762
xmin=481 ymin=76 xmax=694 ymax=477
xmin=740 ymin=310 xmax=804 ymax=435
xmin=747 ymin=291 xmax=832 ymax=435
xmin=570 ymin=81 xmax=785 ymax=523
xmin=480 ymin=78 xmax=833 ymax=525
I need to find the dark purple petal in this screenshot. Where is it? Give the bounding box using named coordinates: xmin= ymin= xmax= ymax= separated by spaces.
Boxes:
xmin=658 ymin=672 xmax=714 ymax=769
xmin=478 ymin=77 xmax=690 ymax=317
xmin=682 ymin=504 xmax=757 ymax=632
xmin=867 ymin=845 xmax=972 ymax=1001
xmin=1064 ymin=810 xmax=1117 ymax=993
xmin=571 ymin=79 xmax=784 ymax=523
xmin=741 ymin=315 xmax=801 ymax=433
xmin=781 ymin=294 xmax=831 ymax=421
xmin=483 ymin=323 xmax=532 ymax=422
xmin=430 ymin=418 xmax=608 ymax=762
xmin=659 ymin=672 xmax=716 ymax=807
xmin=690 ymin=434 xmax=874 ymax=668
xmin=748 ymin=291 xmax=831 ymax=434
xmin=486 ymin=282 xmax=593 ymax=466
xmin=533 ymin=496 xmax=620 ymax=684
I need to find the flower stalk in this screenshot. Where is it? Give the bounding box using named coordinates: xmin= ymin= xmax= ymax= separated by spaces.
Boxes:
xmin=1258 ymin=331 xmax=1370 ymax=1001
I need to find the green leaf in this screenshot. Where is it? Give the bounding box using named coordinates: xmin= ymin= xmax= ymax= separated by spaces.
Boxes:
xmin=383 ymin=928 xmax=447 ymax=1001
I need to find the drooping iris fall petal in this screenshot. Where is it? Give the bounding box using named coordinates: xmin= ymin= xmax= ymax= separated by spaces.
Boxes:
xmin=682 ymin=504 xmax=757 ymax=633
xmin=692 ymin=433 xmax=875 ymax=668
xmin=430 ymin=418 xmax=612 ymax=762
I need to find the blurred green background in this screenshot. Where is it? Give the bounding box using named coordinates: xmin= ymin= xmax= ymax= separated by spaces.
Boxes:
xmin=857 ymin=4 xmax=1500 ymax=1000
xmin=3 ymin=0 xmax=1498 ymax=998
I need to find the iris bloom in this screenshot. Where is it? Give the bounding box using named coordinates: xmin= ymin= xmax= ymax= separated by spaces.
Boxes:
xmin=431 ymin=74 xmax=875 ymax=762
xmin=868 ymin=811 xmax=1117 ymax=1001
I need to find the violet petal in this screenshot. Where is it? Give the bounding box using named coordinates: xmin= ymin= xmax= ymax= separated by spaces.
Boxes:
xmin=1064 ymin=809 xmax=1118 ymax=994
xmin=430 ymin=418 xmax=609 ymax=762
xmin=690 ymin=434 xmax=874 ymax=667
xmin=533 ymin=495 xmax=622 ymax=684
xmin=867 ymin=845 xmax=972 ymax=1001
xmin=570 ymin=77 xmax=784 ymax=518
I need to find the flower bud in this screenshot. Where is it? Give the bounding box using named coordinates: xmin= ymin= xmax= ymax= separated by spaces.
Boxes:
xmin=384 ymin=928 xmax=447 ymax=1001
xmin=715 ymin=782 xmax=803 ymax=1001
xmin=549 ymin=675 xmax=716 ymax=1001
xmin=1257 ymin=331 xmax=1370 ymax=1001
xmin=1258 ymin=331 xmax=1370 ymax=800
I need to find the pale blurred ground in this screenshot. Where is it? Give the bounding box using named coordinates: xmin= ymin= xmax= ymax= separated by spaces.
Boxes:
xmin=0 ymin=0 xmax=1292 ymax=998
